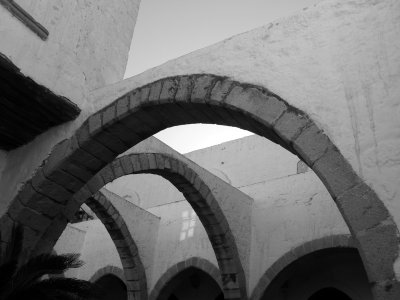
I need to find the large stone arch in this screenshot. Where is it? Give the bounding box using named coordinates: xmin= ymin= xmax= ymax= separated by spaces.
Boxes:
xmin=85 ymin=191 xmax=147 ymax=300
xmin=250 ymin=234 xmax=356 ymax=300
xmin=2 ymin=74 xmax=399 ymax=299
xmin=149 ymin=257 xmax=222 ymax=300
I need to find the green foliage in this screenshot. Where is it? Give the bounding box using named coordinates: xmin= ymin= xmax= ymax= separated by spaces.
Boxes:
xmin=0 ymin=225 xmax=99 ymax=300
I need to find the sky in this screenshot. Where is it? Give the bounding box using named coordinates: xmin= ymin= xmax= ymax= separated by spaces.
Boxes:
xmin=125 ymin=0 xmax=319 ymax=153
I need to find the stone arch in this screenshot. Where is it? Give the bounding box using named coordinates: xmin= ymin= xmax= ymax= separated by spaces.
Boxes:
xmin=250 ymin=234 xmax=356 ymax=300
xmin=35 ymin=152 xmax=246 ymax=299
xmin=85 ymin=191 xmax=147 ymax=300
xmin=90 ymin=265 xmax=126 ymax=284
xmin=149 ymin=257 xmax=222 ymax=300
xmin=3 ymin=74 xmax=399 ymax=299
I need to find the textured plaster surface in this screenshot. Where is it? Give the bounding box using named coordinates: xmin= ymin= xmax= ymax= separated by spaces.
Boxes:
xmin=0 ymin=0 xmax=140 ymax=104
xmin=62 ymin=219 xmax=123 ymax=281
xmin=107 ymin=136 xmax=351 ymax=295
xmin=147 ymin=200 xmax=218 ymax=291
xmin=107 ymin=137 xmax=254 ymax=287
xmin=0 ymin=0 xmax=140 ymax=218
xmin=247 ymin=171 xmax=349 ymax=292
xmin=53 ymin=222 xmax=88 ymax=278
xmin=0 ymin=0 xmax=399 ymax=289
xmin=185 ymin=135 xmax=299 ymax=188
xmin=91 ymin=0 xmax=400 ymax=238
xmin=100 ymin=188 xmax=160 ymax=285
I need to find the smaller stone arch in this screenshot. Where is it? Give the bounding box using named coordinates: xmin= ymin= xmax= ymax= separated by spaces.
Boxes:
xmin=149 ymin=257 xmax=222 ymax=300
xmin=250 ymin=234 xmax=356 ymax=300
xmin=85 ymin=191 xmax=147 ymax=300
xmin=90 ymin=265 xmax=126 ymax=284
xmin=34 ymin=152 xmax=246 ymax=299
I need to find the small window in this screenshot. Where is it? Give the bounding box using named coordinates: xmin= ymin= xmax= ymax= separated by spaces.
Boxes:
xmin=297 ymin=160 xmax=309 ymax=174
xmin=180 ymin=210 xmax=197 ymax=241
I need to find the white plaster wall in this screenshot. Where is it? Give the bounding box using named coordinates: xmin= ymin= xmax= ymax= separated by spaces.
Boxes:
xmin=92 ymin=0 xmax=400 ymax=234
xmin=106 ymin=173 xmax=184 ymax=209
xmin=69 ymin=219 xmax=123 ymax=281
xmin=246 ymin=171 xmax=349 ymax=293
xmin=53 ymin=222 xmax=88 ymax=278
xmin=107 ymin=135 xmax=297 ymax=209
xmin=0 ymin=0 xmax=140 ymax=105
xmin=0 ymin=0 xmax=141 ymax=218
xmin=147 ymin=201 xmax=218 ymax=291
xmin=100 ymin=188 xmax=160 ymax=284
xmin=185 ymin=135 xmax=299 ymax=188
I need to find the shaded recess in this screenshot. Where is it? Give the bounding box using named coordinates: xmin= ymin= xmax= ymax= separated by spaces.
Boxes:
xmin=252 ymin=236 xmax=372 ymax=300
xmin=94 ymin=274 xmax=128 ymax=300
xmin=0 ymin=53 xmax=80 ymax=150
xmin=150 ymin=257 xmax=222 ymax=300
xmin=3 ymin=74 xmax=399 ymax=299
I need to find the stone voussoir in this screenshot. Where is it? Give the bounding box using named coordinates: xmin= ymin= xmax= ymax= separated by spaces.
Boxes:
xmin=225 ymin=85 xmax=287 ymax=127
xmin=191 ymin=75 xmax=217 ymax=103
xmin=336 ymin=183 xmax=390 ymax=232
xmin=293 ymin=123 xmax=330 ymax=166
xmin=273 ymin=109 xmax=310 ymax=145
xmin=312 ymin=145 xmax=362 ymax=198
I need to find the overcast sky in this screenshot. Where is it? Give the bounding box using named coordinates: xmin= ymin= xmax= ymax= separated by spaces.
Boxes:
xmin=125 ymin=0 xmax=319 ymax=153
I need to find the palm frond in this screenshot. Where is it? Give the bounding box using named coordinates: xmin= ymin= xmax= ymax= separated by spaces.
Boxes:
xmin=33 ymin=277 xmax=99 ymax=299
xmin=6 ymin=254 xmax=84 ymax=296
xmin=0 ymin=224 xmax=23 ymax=295
xmin=6 ymin=224 xmax=23 ymax=262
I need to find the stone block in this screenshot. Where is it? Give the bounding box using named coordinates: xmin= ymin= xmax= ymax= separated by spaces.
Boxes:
xmin=139 ymin=154 xmax=150 ymax=171
xmin=100 ymin=165 xmax=116 ymax=185
xmin=111 ymin=159 xmax=125 ymax=179
xmin=102 ymin=104 xmax=116 ymax=127
xmin=225 ymin=86 xmax=287 ymax=127
xmin=119 ymin=155 xmax=134 ymax=174
xmin=293 ymin=124 xmax=330 ymax=166
xmin=356 ymin=223 xmax=398 ymax=282
xmin=313 ymin=146 xmax=361 ymax=198
xmin=15 ymin=205 xmax=52 ymax=232
xmin=31 ymin=169 xmax=72 ymax=204
xmin=147 ymin=153 xmax=157 ymax=170
xmin=210 ymin=78 xmax=234 ymax=102
xmin=159 ymin=77 xmax=179 ymax=103
xmin=336 ymin=183 xmax=389 ymax=232
xmin=116 ymin=96 xmax=129 ymax=121
xmin=175 ymin=76 xmax=193 ymax=102
xmin=273 ymin=110 xmax=310 ymax=145
xmin=191 ymin=75 xmax=215 ymax=102
xmin=148 ymin=80 xmax=163 ymax=102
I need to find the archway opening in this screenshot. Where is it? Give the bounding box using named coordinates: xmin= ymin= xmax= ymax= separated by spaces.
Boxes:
xmin=94 ymin=274 xmax=127 ymax=300
xmin=11 ymin=75 xmax=398 ymax=299
xmin=157 ymin=267 xmax=223 ymax=300
xmin=261 ymin=248 xmax=372 ymax=300
xmin=308 ymin=287 xmax=352 ymax=300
